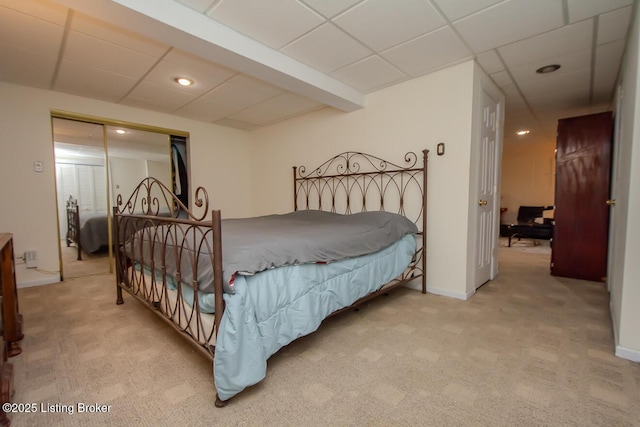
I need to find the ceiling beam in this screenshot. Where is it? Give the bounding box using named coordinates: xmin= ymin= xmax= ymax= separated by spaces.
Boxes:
xmin=52 ymin=0 xmax=366 ymax=112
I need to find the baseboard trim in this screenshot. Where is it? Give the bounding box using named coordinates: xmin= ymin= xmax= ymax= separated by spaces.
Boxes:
xmin=403 ymin=281 xmax=473 ymax=300
xmin=607 ymin=301 xmax=639 ymax=362
xmin=615 ymin=345 xmax=640 ymax=362
xmin=426 ymin=285 xmax=474 ymax=300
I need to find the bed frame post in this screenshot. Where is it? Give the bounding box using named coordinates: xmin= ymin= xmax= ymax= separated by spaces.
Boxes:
xmin=211 ymin=209 xmax=228 ymax=408
xmin=422 ymin=149 xmax=429 ymax=294
xmin=74 ymin=206 xmax=81 ymax=261
xmin=113 ymin=206 xmax=123 ymax=305
xmin=212 ymin=210 xmax=224 ymax=337
xmin=292 ymin=166 xmax=298 ymax=211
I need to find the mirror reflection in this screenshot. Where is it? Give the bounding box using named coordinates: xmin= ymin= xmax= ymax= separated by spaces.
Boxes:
xmin=53 ymin=118 xmax=182 ymax=280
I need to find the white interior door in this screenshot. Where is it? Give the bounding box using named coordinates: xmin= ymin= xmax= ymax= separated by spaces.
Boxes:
xmin=56 ymin=163 xmax=77 ymax=235
xmin=475 ymin=88 xmax=499 ymax=289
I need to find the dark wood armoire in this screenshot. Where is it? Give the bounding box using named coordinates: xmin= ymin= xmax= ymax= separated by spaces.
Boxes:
xmin=551 ymin=111 xmax=613 ymax=282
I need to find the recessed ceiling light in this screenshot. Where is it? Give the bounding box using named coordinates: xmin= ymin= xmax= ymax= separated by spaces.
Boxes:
xmin=536 ymin=64 xmax=561 ymax=74
xmin=516 ymin=130 xmax=530 ymax=136
xmin=175 ymin=77 xmax=194 ymax=86
xmin=115 ymin=129 xmax=126 ymax=135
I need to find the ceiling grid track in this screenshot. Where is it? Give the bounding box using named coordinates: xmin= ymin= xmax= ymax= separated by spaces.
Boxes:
xmin=589 ymin=16 xmax=599 ymax=105
xmin=50 ymin=9 xmax=74 ymax=90
xmin=115 ymin=47 xmax=175 ymax=103
xmin=494 ymin=49 xmax=551 ymax=140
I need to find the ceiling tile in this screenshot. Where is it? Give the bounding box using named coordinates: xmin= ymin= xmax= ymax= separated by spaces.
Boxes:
xmin=523 ymin=69 xmax=591 ymax=109
xmin=0 ymin=0 xmax=629 ymax=136
xmin=207 ymin=0 xmax=324 ymax=49
xmin=54 ymin=60 xmax=137 ymax=102
xmin=475 ymin=50 xmax=504 ymax=75
xmin=333 ymin=0 xmax=445 ymax=52
xmin=174 ymin=78 xmax=277 ymax=121
xmin=490 ymin=70 xmax=512 ymax=88
xmin=381 ymin=27 xmax=472 ymax=77
xmin=226 ymin=74 xmax=285 ymax=98
xmin=593 ymin=40 xmax=625 ymax=103
xmin=498 ymin=19 xmax=592 ymax=69
xmin=71 ymin=12 xmax=170 ymax=57
xmin=527 ymin=90 xmax=590 ymax=110
xmin=229 ymin=92 xmax=322 ymax=125
xmin=144 ymin=50 xmax=238 ymax=95
xmin=597 ymin=6 xmax=632 ymax=45
xmin=281 ymin=23 xmax=371 ymax=73
xmin=65 ymin=31 xmax=160 ymax=79
xmin=0 ymin=43 xmax=57 ymax=88
xmin=330 ymin=55 xmax=406 ymax=92
xmin=213 ymin=117 xmax=258 ymax=131
xmin=509 ymin=48 xmax=591 ymax=94
xmin=300 ymin=0 xmax=361 ymax=18
xmin=0 ymin=0 xmax=68 ymax=25
xmin=454 ymin=0 xmax=564 ymax=53
xmin=163 ymin=49 xmax=235 ymax=75
xmin=125 ymin=81 xmax=199 ymax=111
xmin=174 ymin=0 xmax=217 ymax=13
xmin=504 ymin=108 xmax=544 ymax=137
xmin=173 ymin=99 xmax=237 ymax=122
xmin=501 ymin=84 xmax=527 ymax=112
xmin=431 ymin=0 xmax=504 ymax=22
xmin=116 ymin=96 xmax=175 ymax=114
xmin=567 ymin=0 xmax=632 ymax=24
xmin=0 ymin=5 xmax=64 ymax=56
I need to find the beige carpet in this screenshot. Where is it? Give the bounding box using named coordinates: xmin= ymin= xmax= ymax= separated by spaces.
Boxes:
xmin=60 ymin=243 xmax=110 ymax=279
xmin=499 ymin=237 xmax=552 ymax=255
xmin=8 ymin=248 xmax=640 ymax=426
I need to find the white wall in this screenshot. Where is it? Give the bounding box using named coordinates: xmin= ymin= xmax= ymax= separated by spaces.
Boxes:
xmin=146 ymin=160 xmax=171 ymax=187
xmin=109 ymin=157 xmax=147 ymax=205
xmin=500 ymin=142 xmax=556 ymax=224
xmin=248 ymin=61 xmax=479 ymax=299
xmin=611 ymin=4 xmax=640 ymax=361
xmin=0 ymin=81 xmax=252 ymax=287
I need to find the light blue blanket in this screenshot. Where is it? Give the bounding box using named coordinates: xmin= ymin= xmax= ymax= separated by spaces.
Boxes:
xmin=213 ymin=234 xmax=417 ymax=401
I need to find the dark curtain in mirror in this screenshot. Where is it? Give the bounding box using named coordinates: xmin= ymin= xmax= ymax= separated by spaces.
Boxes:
xmin=171 ymin=135 xmax=188 ymax=208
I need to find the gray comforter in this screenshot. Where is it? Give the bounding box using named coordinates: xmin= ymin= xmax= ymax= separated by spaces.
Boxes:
xmin=127 ymin=210 xmax=419 ymax=294
xmin=79 ymin=212 xmax=110 ymax=253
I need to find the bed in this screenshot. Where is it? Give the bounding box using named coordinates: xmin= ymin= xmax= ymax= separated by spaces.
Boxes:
xmin=65 ymin=196 xmax=110 ymax=260
xmin=113 ymin=150 xmax=428 ymax=407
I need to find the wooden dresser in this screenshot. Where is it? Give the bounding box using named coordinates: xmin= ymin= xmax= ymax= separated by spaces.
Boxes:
xmin=0 ymin=234 xmax=22 ymax=356
xmin=0 ymin=233 xmax=19 ymax=427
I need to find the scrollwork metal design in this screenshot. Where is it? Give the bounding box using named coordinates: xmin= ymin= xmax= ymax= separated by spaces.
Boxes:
xmin=294 ymin=151 xmax=425 ymax=227
xmin=296 ymin=151 xmax=418 ymax=179
xmin=115 ymin=177 xmax=209 ymax=221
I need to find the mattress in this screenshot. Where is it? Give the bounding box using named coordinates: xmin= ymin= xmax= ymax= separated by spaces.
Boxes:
xmin=215 ymin=234 xmax=417 ymax=401
xmin=124 ymin=231 xmax=417 ymax=401
xmin=126 ymin=210 xmax=419 ymax=294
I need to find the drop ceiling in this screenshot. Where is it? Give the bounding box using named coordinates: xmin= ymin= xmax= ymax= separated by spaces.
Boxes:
xmin=0 ymin=0 xmax=634 ymax=144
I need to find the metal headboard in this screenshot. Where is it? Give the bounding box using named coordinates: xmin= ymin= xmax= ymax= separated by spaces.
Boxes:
xmin=293 ymin=150 xmax=429 ymax=292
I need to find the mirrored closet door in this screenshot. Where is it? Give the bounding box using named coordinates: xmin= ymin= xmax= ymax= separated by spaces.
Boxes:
xmin=53 ymin=118 xmax=110 ymax=279
xmin=53 ymin=116 xmax=188 ymax=280
xmin=106 ymin=126 xmax=172 ymax=210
